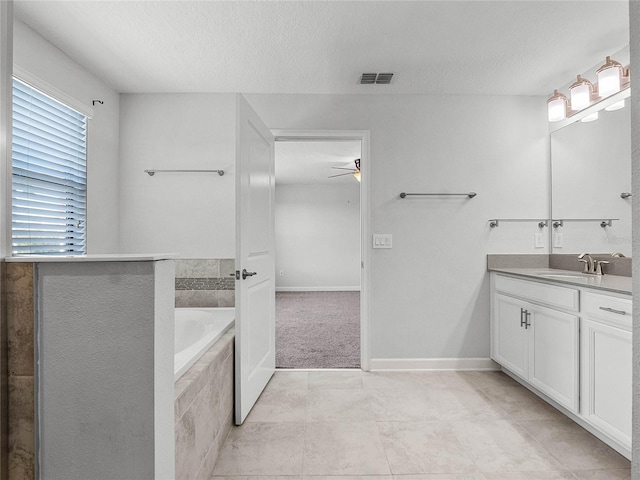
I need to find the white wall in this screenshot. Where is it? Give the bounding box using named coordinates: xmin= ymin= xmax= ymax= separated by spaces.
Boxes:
xmin=13 ymin=20 xmax=120 ymax=253
xmin=118 ymin=94 xmax=236 ymax=258
xmin=117 ymin=91 xmax=548 ymax=360
xmin=248 ymin=93 xmax=548 ymax=359
xmin=276 ymin=183 xmax=360 ymax=290
xmin=37 ymin=260 xmax=174 ymax=479
xmin=1 ymin=1 xmax=12 ymax=258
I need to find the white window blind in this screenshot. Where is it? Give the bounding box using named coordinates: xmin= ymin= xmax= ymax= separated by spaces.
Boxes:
xmin=12 ymin=78 xmax=87 ymax=255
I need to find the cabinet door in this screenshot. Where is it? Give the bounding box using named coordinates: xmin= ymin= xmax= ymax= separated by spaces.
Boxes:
xmin=581 ymin=318 xmax=632 ymax=450
xmin=493 ymin=294 xmax=528 ymax=378
xmin=528 ymin=305 xmax=579 ymax=413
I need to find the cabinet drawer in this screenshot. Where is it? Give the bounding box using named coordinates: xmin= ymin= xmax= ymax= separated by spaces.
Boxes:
xmin=582 ymin=292 xmax=632 ymax=329
xmin=494 ymin=274 xmax=579 ymax=312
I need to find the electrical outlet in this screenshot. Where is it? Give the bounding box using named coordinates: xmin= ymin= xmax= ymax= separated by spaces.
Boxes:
xmin=553 ymin=233 xmax=563 ymax=248
xmin=534 ymin=233 xmax=544 ymax=248
xmin=279 ymin=270 xmax=284 ymax=276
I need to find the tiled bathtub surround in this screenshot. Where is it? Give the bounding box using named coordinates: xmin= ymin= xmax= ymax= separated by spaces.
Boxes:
xmin=175 ymin=329 xmax=234 ymax=480
xmin=175 ymin=259 xmax=235 ymax=308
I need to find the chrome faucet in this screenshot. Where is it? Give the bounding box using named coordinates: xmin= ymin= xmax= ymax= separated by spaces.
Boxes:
xmin=578 ymin=253 xmax=608 ymax=275
xmin=595 ymin=260 xmax=609 ymax=276
xmin=578 ymin=253 xmax=595 ymax=274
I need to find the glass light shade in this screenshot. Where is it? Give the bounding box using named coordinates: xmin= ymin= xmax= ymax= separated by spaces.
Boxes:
xmin=547 ymin=90 xmax=567 ymax=122
xmin=581 ymin=112 xmax=599 ymax=123
xmin=596 ymin=57 xmax=623 ymax=97
xmin=570 ymin=76 xmax=593 ymax=111
xmin=353 ymin=171 xmax=361 ymax=182
xmin=605 ymin=100 xmax=625 ymax=111
xmin=598 ymin=68 xmax=621 ymax=97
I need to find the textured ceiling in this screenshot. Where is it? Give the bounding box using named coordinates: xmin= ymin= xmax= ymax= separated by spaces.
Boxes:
xmin=276 ymin=141 xmax=361 ymax=185
xmin=13 ymin=1 xmax=629 ymax=96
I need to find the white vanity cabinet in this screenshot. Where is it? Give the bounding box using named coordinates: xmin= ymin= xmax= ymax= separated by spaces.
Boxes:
xmin=490 ymin=271 xmax=632 ymax=459
xmin=492 ymin=275 xmax=580 ymax=413
xmin=580 ymin=292 xmax=632 ymax=452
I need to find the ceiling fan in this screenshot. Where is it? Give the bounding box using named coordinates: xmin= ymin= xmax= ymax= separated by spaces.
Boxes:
xmin=329 ymin=159 xmax=361 ymax=182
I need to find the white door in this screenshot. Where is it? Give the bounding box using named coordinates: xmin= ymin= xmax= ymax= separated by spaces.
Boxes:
xmin=235 ymin=94 xmax=276 ymax=425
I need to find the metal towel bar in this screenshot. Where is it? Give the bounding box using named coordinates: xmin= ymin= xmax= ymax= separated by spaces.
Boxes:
xmin=489 ymin=219 xmax=548 ymax=228
xmin=400 ymin=192 xmax=476 ymax=199
xmin=552 ymin=218 xmax=619 ymax=228
xmin=145 ymin=169 xmax=224 ymax=176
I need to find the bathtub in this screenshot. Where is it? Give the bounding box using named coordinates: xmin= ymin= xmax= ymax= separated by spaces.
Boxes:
xmin=174 ymin=307 xmax=235 ymax=381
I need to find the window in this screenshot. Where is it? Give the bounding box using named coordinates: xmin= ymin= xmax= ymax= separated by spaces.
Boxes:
xmin=12 ymin=78 xmax=87 ymax=255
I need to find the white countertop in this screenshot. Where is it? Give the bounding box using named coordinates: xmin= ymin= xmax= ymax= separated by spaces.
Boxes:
xmin=5 ymin=253 xmax=178 ymax=263
xmin=490 ymin=267 xmax=632 ymax=295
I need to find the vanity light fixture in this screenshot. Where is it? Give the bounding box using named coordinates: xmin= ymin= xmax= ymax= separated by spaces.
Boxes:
xmin=547 ymin=55 xmax=630 ymax=123
xmin=596 ymin=56 xmax=624 ymax=97
xmin=569 ymin=75 xmax=594 ymax=111
xmin=547 ymin=90 xmax=568 ymax=122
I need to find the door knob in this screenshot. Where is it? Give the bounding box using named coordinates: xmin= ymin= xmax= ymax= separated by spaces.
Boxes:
xmin=242 ymin=269 xmax=257 ymax=280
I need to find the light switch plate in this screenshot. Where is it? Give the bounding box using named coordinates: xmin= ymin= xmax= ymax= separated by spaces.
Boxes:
xmin=373 ymin=234 xmax=392 ymax=249
xmin=534 ymin=233 xmax=544 ymax=248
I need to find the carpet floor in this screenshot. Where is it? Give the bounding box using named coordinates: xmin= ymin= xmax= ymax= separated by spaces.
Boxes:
xmin=276 ymin=291 xmax=360 ymax=369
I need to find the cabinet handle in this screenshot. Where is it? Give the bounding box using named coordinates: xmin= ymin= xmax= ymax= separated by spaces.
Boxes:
xmin=525 ymin=311 xmax=531 ymax=329
xmin=599 ymin=306 xmax=627 ymax=316
xmin=520 ymin=308 xmax=526 ymax=328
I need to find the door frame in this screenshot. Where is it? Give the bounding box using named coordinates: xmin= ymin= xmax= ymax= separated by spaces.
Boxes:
xmin=272 ymin=129 xmax=371 ymax=371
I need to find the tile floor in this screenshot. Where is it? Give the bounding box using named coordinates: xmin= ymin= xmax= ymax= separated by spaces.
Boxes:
xmin=211 ymin=370 xmax=631 ymax=479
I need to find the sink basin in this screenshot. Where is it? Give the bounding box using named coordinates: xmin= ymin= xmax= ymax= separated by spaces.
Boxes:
xmin=538 ymin=273 xmax=587 ymax=279
xmin=535 ymin=272 xmax=597 ymax=283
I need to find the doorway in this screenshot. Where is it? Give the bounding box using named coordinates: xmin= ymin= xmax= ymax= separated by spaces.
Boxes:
xmin=273 ymin=132 xmax=370 ymax=370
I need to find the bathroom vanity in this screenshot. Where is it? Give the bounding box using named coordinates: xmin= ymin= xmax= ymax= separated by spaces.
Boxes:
xmin=489 ymin=268 xmax=632 ymax=459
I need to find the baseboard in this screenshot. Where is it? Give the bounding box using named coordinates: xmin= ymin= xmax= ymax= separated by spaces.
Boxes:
xmin=369 ymin=357 xmax=500 ymax=371
xmin=275 ymin=286 xmax=361 ymax=292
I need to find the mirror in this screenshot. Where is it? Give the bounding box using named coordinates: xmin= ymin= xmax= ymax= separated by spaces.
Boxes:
xmin=550 ymin=98 xmax=632 ymax=256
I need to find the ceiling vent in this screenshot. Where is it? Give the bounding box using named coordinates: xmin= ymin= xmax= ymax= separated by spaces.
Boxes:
xmin=360 ymin=73 xmax=394 ymax=85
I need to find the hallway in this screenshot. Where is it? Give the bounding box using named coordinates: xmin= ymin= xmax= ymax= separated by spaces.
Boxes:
xmin=212 ymin=370 xmax=630 ymax=478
